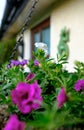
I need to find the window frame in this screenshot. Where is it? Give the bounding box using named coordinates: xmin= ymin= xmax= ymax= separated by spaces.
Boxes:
xmin=31 ymin=18 xmax=50 ymax=56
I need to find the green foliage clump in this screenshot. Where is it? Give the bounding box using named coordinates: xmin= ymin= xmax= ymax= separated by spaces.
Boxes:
xmin=0 ymin=39 xmax=16 ymax=67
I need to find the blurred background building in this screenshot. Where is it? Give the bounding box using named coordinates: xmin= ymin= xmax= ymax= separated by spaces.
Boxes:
xmin=0 ymin=0 xmax=84 ymax=71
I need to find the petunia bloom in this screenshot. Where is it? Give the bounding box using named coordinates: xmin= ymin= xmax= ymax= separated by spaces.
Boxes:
xmin=10 ymin=60 xmax=21 ymax=66
xmin=8 ymin=59 xmax=28 ymax=68
xmin=3 ymin=114 xmax=25 ymax=130
xmin=11 ymin=81 xmax=42 ymax=114
xmin=57 ymin=87 xmax=68 ymax=108
xmin=34 ymin=59 xmax=39 ymax=66
xmin=20 ymin=59 xmax=27 ymax=66
xmin=74 ymin=79 xmax=84 ymax=91
xmin=35 ymin=42 xmax=48 ymax=56
xmin=26 ymin=73 xmax=35 ymax=80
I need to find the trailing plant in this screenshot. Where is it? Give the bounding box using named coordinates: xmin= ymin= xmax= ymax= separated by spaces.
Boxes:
xmin=0 ymin=42 xmax=84 ymax=130
xmin=0 ymin=39 xmax=17 ymax=67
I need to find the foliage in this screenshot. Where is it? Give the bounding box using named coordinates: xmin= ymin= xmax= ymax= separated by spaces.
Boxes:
xmin=0 ymin=43 xmax=84 ymax=130
xmin=0 ymin=39 xmax=17 ymax=67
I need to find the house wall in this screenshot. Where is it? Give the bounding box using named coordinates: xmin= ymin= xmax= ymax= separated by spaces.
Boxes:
xmin=51 ymin=0 xmax=84 ymax=71
xmin=24 ymin=30 xmax=31 ymax=60
xmin=23 ymin=0 xmax=84 ymax=72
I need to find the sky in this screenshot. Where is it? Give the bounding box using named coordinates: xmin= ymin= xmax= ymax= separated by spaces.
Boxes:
xmin=0 ymin=0 xmax=6 ymax=27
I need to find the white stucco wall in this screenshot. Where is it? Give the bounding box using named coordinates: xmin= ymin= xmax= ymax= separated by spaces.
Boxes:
xmin=24 ymin=30 xmax=31 ymax=60
xmin=50 ymin=0 xmax=84 ymax=71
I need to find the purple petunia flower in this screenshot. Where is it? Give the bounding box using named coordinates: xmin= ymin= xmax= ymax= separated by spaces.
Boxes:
xmin=57 ymin=87 xmax=68 ymax=108
xmin=8 ymin=59 xmax=28 ymax=68
xmin=20 ymin=60 xmax=27 ymax=66
xmin=74 ymin=79 xmax=84 ymax=92
xmin=26 ymin=73 xmax=35 ymax=80
xmin=7 ymin=64 xmax=12 ymax=69
xmin=10 ymin=60 xmax=20 ymax=66
xmin=3 ymin=114 xmax=25 ymax=130
xmin=11 ymin=81 xmax=42 ymax=114
xmin=34 ymin=59 xmax=39 ymax=66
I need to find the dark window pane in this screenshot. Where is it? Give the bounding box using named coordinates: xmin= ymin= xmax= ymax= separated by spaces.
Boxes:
xmin=34 ymin=32 xmax=40 ymax=43
xmin=34 ymin=32 xmax=40 ymax=51
xmin=42 ymin=27 xmax=50 ymax=53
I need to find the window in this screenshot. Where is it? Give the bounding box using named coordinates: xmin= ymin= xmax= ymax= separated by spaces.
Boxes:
xmin=31 ymin=18 xmax=50 ymax=54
